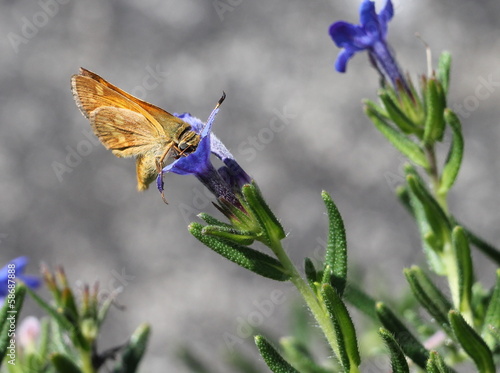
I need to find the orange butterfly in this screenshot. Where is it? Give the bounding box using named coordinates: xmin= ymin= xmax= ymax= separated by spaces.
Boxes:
xmin=71 ymin=68 xmax=201 ymax=193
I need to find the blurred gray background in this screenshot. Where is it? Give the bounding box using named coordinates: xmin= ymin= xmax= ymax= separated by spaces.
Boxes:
xmin=1 ymin=0 xmax=499 ymax=371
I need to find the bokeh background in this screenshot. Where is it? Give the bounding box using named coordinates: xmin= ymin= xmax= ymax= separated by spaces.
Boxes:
xmin=1 ymin=0 xmax=499 ymax=371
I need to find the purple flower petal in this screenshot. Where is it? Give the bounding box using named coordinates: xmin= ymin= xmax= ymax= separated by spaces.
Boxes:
xmin=329 ymin=0 xmax=408 ymax=92
xmin=0 ymin=257 xmax=40 ymax=299
xmin=163 ymin=134 xmax=211 ymax=176
xmin=19 ymin=274 xmax=42 ymax=289
xmin=335 ymin=48 xmax=357 ymax=73
xmin=359 ymin=0 xmax=378 ymax=29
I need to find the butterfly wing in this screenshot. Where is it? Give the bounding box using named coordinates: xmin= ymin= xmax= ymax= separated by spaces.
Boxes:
xmin=71 ymin=68 xmax=187 ymax=135
xmin=89 ymin=106 xmax=165 ymax=157
xmin=90 ymin=106 xmax=171 ymax=190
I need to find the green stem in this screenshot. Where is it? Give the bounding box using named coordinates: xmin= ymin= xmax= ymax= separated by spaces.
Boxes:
xmin=424 ymin=144 xmax=474 ymax=322
xmin=424 ymin=144 xmax=448 ymax=211
xmin=80 ymin=348 xmax=96 ymax=373
xmin=269 ymin=238 xmax=360 ymax=372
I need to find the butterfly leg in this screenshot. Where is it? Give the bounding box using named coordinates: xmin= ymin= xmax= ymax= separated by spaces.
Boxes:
xmin=155 ymin=142 xmax=175 ymax=204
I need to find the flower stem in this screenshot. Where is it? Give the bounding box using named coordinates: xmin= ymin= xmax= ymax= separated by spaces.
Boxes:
xmin=424 ymin=144 xmax=447 ymax=208
xmin=80 ymin=348 xmax=96 ymax=373
xmin=269 ymin=238 xmax=359 ymax=372
xmin=424 ymin=144 xmax=474 ymax=321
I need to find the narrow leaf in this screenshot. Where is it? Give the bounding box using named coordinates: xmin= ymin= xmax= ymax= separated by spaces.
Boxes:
xmin=255 ymin=335 xmax=299 ymax=373
xmin=24 ymin=287 xmax=88 ymax=350
xmin=343 ymin=284 xmax=378 ymax=321
xmin=51 ymin=353 xmax=83 ymax=373
xmin=449 ymin=310 xmax=495 ymax=373
xmin=404 ymin=266 xmax=453 ymax=334
xmin=189 ymin=223 xmax=289 ymax=281
xmin=321 ymin=284 xmax=361 ymax=370
xmin=242 ymin=183 xmax=286 ymax=246
xmin=114 ymin=323 xmax=151 ymax=373
xmin=0 ymin=285 xmax=26 ymax=362
xmin=365 ymin=105 xmax=429 ymax=169
xmin=426 ymin=350 xmax=452 ymax=373
xmin=320 ymin=191 xmax=347 ymax=295
xmin=280 ymin=337 xmax=333 ymax=373
xmin=304 ymin=258 xmax=318 ymax=289
xmin=197 ymin=212 xmax=234 ymax=228
xmin=378 ymin=328 xmax=410 ymax=373
xmin=407 ymin=172 xmax=451 ymax=238
xmin=482 ymin=269 xmax=500 ymax=349
xmin=363 ymin=99 xmax=390 ymax=120
xmin=439 ymin=110 xmax=464 ymax=194
xmin=406 ymin=173 xmax=449 ymax=273
xmin=461 ymin=226 xmax=500 ymax=266
xmin=423 ymin=78 xmax=446 ymax=144
xmin=379 ymin=91 xmax=421 ymax=135
xmin=375 ymin=302 xmax=429 ymax=369
xmin=177 ymin=347 xmax=215 ymax=373
xmin=202 ymin=225 xmax=257 ymax=246
xmin=437 ymin=51 xmax=452 ymax=95
xmin=452 ymin=227 xmax=474 ymax=318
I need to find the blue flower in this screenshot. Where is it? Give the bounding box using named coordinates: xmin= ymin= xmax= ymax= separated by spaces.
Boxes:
xmin=329 ymin=0 xmax=409 ymax=92
xmin=157 ymin=97 xmax=251 ymax=208
xmin=0 ymin=257 xmax=41 ymax=302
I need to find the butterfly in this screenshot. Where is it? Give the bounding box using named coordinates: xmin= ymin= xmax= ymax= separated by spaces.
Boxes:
xmin=71 ymin=68 xmax=203 ymax=200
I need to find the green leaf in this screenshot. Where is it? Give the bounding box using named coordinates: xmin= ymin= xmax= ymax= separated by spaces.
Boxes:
xmin=363 ymin=99 xmax=390 ymax=120
xmin=423 ymin=78 xmax=446 ymax=144
xmin=177 ymin=347 xmax=215 ymax=373
xmin=198 ymin=212 xmax=234 ymax=228
xmin=426 ymin=350 xmax=452 ymax=373
xmin=38 ymin=318 xmax=50 ymax=367
xmin=449 ymin=310 xmax=495 ymax=373
xmin=406 ymin=167 xmax=451 ymax=233
xmin=406 ymin=168 xmax=451 ymax=241
xmin=343 ymin=284 xmax=378 ymax=321
xmin=280 ymin=337 xmax=334 ymax=373
xmin=378 ymin=328 xmax=409 ymax=373
xmin=24 ymin=286 xmax=88 ymax=350
xmin=452 ymin=227 xmax=474 ymax=318
xmin=437 ymin=51 xmax=452 ymax=95
xmin=242 ymin=183 xmax=286 ymax=247
xmin=304 ymin=258 xmax=318 ymax=290
xmin=202 ymin=225 xmax=257 ymax=246
xmin=461 ymin=226 xmax=500 ymax=266
xmin=404 ymin=266 xmax=453 ymax=334
xmin=113 ymin=323 xmax=151 ymax=373
xmin=0 ymin=285 xmax=26 ymax=363
xmin=379 ymin=91 xmax=421 ymax=135
xmin=439 ymin=110 xmax=464 ymax=195
xmin=406 ymin=172 xmax=451 ymax=273
xmin=375 ymin=302 xmax=429 ymax=369
xmin=396 ymin=185 xmax=412 ymax=213
xmin=321 ymin=284 xmax=360 ymax=371
xmin=189 ymin=223 xmax=290 ymax=281
xmin=365 ymin=105 xmax=429 ymax=169
xmin=49 ymin=318 xmax=75 ymax=358
xmin=51 ymin=353 xmax=83 ymax=373
xmin=320 ymin=191 xmax=347 ymax=295
xmin=482 ymin=269 xmax=500 ymax=349
xmin=255 ymin=335 xmax=299 ymax=373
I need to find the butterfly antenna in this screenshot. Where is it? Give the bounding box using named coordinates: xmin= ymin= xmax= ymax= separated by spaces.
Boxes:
xmin=216 ymin=91 xmax=226 ymax=108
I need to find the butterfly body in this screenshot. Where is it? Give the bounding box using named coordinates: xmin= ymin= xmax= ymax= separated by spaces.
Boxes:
xmin=71 ymin=68 xmax=200 ymax=191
